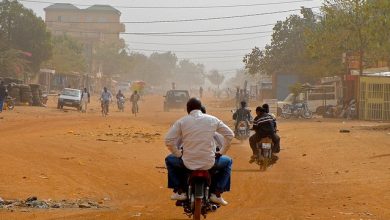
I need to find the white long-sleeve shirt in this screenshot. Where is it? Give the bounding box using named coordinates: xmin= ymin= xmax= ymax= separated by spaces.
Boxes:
xmin=165 ymin=110 xmax=234 ymax=170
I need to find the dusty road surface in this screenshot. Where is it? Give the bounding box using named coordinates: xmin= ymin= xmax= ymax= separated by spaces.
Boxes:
xmin=0 ymin=95 xmax=389 ymax=220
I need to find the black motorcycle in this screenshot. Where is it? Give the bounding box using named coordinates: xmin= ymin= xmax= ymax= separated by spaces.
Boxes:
xmin=281 ymin=102 xmax=313 ymax=119
xmin=176 ymin=170 xmax=220 ymax=220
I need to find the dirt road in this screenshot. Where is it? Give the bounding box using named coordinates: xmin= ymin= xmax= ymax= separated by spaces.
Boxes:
xmin=0 ymin=95 xmax=389 ymax=220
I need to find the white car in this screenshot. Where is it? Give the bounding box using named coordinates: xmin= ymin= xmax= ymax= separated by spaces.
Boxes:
xmin=57 ymin=88 xmax=82 ymax=110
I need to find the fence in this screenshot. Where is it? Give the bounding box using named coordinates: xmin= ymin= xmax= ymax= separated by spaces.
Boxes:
xmin=359 ymin=76 xmax=390 ymax=120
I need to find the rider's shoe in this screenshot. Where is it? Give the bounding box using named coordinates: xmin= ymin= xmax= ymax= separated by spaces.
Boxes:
xmin=170 ymin=192 xmax=187 ymax=201
xmin=210 ymin=193 xmax=228 ymax=206
xmin=249 ymin=155 xmax=257 ymax=163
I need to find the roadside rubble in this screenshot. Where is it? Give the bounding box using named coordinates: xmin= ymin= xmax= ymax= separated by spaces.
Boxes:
xmin=0 ymin=196 xmax=105 ymax=211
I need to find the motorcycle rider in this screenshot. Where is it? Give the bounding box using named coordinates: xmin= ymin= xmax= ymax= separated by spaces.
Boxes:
xmin=116 ymin=90 xmax=125 ymax=110
xmin=249 ymin=106 xmax=280 ymax=163
xmin=165 ymin=98 xmax=234 ymax=206
xmin=233 ymin=101 xmax=252 ymax=135
xmin=100 ymin=87 xmax=112 ymax=114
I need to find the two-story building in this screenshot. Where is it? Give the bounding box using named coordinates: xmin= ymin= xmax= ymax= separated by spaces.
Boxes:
xmin=44 ymin=3 xmax=125 ymax=75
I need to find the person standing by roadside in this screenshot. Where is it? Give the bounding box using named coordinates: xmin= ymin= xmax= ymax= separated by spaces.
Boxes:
xmin=0 ymin=81 xmax=8 ymax=113
xmin=130 ymin=90 xmax=141 ymax=115
xmin=80 ymin=88 xmax=90 ymax=113
xmin=199 ymin=86 xmax=204 ymax=99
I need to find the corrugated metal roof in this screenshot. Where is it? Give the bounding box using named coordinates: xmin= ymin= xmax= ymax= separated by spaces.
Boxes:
xmin=85 ymin=5 xmax=120 ymax=14
xmin=363 ymin=72 xmax=390 ymax=77
xmin=44 ymin=3 xmax=79 ymax=10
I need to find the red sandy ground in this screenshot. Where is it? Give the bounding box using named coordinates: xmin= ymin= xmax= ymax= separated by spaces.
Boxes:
xmin=0 ymin=95 xmax=389 ymax=220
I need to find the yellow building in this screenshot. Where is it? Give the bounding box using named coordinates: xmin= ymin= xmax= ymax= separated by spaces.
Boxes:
xmin=44 ymin=3 xmax=125 ymax=74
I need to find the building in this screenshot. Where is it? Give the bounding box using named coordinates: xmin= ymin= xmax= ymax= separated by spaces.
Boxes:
xmin=44 ymin=3 xmax=125 ymax=75
xmin=358 ymin=72 xmax=390 ymax=121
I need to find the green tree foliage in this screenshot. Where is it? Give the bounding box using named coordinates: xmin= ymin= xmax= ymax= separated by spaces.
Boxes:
xmin=244 ymin=8 xmax=318 ymax=78
xmin=207 ymin=69 xmax=225 ymax=88
xmin=244 ymin=1 xmax=390 ymax=79
xmin=0 ymin=0 xmax=52 ymax=73
xmin=310 ymin=0 xmax=371 ymax=75
xmin=0 ymin=39 xmax=29 ymax=78
xmin=43 ymin=36 xmax=86 ymax=73
xmin=173 ymin=59 xmax=205 ymax=87
xmin=365 ymin=0 xmax=390 ymax=64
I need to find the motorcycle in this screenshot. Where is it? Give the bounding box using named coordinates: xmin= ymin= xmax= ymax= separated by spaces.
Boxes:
xmin=346 ymin=99 xmax=357 ymax=119
xmin=3 ymin=96 xmax=15 ymax=110
xmin=41 ymin=94 xmax=48 ymax=106
xmin=235 ymin=120 xmax=250 ymax=141
xmin=117 ymin=97 xmax=125 ymax=112
xmin=176 ymin=170 xmax=220 ymax=220
xmin=255 ymin=137 xmax=277 ymax=171
xmin=281 ymin=102 xmax=313 ymax=119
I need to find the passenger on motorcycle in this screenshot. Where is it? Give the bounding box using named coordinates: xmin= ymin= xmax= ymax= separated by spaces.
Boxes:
xmin=165 ymin=98 xmax=234 ymax=206
xmin=233 ymin=101 xmax=253 ymax=135
xmin=249 ymin=106 xmax=280 ymax=163
xmin=262 ymin=103 xmax=277 ymax=129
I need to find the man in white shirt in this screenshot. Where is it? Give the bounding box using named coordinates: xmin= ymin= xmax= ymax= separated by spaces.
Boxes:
xmin=165 ymin=98 xmax=234 ymax=206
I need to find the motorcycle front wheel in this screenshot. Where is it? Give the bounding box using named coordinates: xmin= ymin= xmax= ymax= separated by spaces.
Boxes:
xmin=302 ymin=110 xmax=313 ymax=119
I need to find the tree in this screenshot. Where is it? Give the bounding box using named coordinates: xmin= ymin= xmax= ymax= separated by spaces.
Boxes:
xmin=243 ymin=47 xmax=264 ymax=76
xmin=173 ymin=59 xmax=205 ymax=87
xmin=0 ymin=39 xmax=29 ymax=78
xmin=243 ymin=8 xmax=320 ymax=79
xmin=309 ymin=0 xmax=371 ymax=75
xmin=0 ymin=0 xmax=52 ymax=73
xmin=43 ymin=36 xmax=86 ymax=73
xmin=207 ymin=70 xmax=225 ymax=88
xmin=365 ymin=0 xmax=390 ymax=64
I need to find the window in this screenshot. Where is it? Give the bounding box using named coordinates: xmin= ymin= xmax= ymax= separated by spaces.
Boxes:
xmin=57 ymin=16 xmax=62 ymax=22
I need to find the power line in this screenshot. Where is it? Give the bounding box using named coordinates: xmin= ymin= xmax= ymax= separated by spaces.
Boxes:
xmin=20 ymin=0 xmax=316 ymax=9
xmin=129 ymin=48 xmax=251 ymax=53
xmin=126 ymin=36 xmax=270 ymax=46
xmin=179 ymin=55 xmax=246 ymax=59
xmin=44 ymin=7 xmax=320 ymax=24
xmin=123 ymin=31 xmax=273 ymax=37
xmin=47 ymin=27 xmax=274 ymax=36
xmin=119 ymin=25 xmax=273 ymax=34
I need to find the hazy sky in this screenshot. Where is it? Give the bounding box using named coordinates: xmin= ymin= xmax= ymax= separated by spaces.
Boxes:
xmin=20 ymin=0 xmax=323 ymax=76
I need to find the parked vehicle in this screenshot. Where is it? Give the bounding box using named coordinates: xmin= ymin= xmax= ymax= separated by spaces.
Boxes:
xmin=3 ymin=96 xmax=15 ymax=110
xmin=163 ymin=90 xmax=190 ymax=112
xmin=57 ymin=88 xmax=82 ymax=110
xmin=116 ymin=82 xmax=131 ymax=93
xmin=175 ymin=170 xmax=220 ymax=220
xmin=281 ymin=101 xmax=313 ymax=119
xmin=277 ymin=83 xmax=342 ymax=116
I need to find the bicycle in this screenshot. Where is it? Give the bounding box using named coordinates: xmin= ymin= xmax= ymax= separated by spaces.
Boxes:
xmin=101 ymin=99 xmax=109 ymax=117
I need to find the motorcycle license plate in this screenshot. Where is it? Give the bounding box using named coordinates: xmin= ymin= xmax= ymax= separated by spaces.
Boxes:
xmin=262 ymin=143 xmax=272 ymax=149
xmin=65 ymin=102 xmax=72 ymax=105
xmin=239 ymin=127 xmax=246 ymax=131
